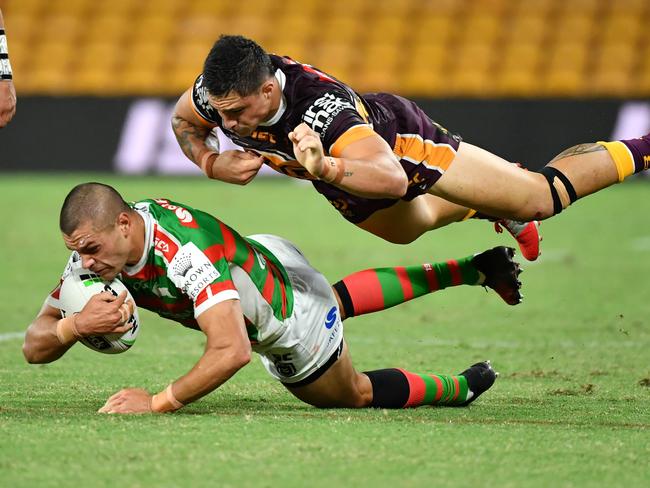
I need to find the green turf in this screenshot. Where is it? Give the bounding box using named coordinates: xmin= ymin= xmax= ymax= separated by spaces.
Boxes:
xmin=1 ymin=175 xmax=648 ymax=488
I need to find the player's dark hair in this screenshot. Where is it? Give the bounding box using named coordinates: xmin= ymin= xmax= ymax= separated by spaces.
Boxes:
xmin=60 ymin=182 xmax=131 ymax=235
xmin=202 ymin=35 xmax=274 ymax=97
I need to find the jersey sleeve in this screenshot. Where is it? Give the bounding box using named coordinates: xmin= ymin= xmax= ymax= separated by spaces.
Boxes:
xmin=45 ymin=252 xmax=82 ymax=310
xmin=300 ymin=88 xmax=376 ymax=158
xmin=167 ymin=241 xmax=240 ymax=318
xmin=190 ymin=74 xmax=221 ymax=126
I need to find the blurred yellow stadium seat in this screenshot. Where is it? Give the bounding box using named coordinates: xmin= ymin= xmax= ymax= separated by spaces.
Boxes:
xmin=2 ymin=0 xmax=647 ymax=97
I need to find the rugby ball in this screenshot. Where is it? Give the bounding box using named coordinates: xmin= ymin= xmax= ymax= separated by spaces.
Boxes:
xmin=58 ymin=268 xmax=140 ymax=354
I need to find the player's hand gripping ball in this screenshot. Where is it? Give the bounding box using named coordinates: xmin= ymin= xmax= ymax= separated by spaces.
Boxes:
xmin=59 ymin=268 xmax=140 ymax=354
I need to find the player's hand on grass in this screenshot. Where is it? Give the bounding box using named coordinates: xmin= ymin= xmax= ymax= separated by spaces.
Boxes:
xmin=74 ymin=290 xmax=134 ymax=336
xmin=98 ymin=388 xmax=152 ymax=414
xmin=208 ymin=150 xmax=264 ymax=185
xmin=0 ymin=80 xmax=16 ymax=128
xmin=289 ymin=123 xmax=326 ymax=178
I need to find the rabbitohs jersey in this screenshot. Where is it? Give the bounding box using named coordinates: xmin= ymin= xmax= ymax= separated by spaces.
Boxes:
xmin=47 ymin=199 xmax=294 ymax=346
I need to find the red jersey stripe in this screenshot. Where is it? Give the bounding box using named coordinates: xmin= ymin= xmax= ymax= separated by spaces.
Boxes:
xmin=267 ymin=260 xmax=288 ymax=318
xmin=394 ymin=266 xmax=414 ymax=301
xmin=219 ymin=222 xmax=237 ymax=261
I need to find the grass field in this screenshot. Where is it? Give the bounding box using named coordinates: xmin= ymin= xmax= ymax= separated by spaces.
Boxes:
xmin=1 ymin=174 xmax=648 ymax=488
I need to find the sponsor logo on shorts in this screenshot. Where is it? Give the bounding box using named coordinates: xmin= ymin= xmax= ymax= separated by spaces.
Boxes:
xmin=324 ymin=306 xmax=341 ymax=349
xmin=271 ymin=352 xmax=297 ymax=377
xmin=324 ymin=306 xmax=337 ymax=329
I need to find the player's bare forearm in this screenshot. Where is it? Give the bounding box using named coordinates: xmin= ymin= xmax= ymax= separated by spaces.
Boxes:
xmin=327 ymin=153 xmax=407 ymax=199
xmin=169 ymin=300 xmax=251 ymax=406
xmin=23 ymin=303 xmax=73 ymax=364
xmin=173 ymin=344 xmax=251 ymax=405
xmin=290 ymin=123 xmax=407 ymax=199
xmin=171 ymin=114 xmax=212 ymax=165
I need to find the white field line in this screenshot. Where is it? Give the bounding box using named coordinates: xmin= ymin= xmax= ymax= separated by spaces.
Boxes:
xmin=0 ymin=332 xmax=25 ymax=342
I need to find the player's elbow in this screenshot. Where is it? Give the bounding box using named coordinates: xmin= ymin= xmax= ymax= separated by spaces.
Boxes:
xmin=378 ymin=167 xmax=408 ymax=199
xmin=389 ymin=170 xmax=409 ymax=198
xmin=233 ymin=348 xmax=252 ymax=369
xmin=223 ymin=345 xmax=252 ymax=373
xmin=22 ymin=342 xmax=47 ymax=364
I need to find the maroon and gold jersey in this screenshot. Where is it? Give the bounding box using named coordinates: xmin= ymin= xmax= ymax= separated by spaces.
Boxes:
xmin=191 ymin=55 xmax=462 ymax=223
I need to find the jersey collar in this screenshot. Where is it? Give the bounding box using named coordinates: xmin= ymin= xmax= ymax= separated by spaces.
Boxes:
xmin=259 ymin=69 xmax=286 ymax=127
xmin=122 ymin=206 xmax=153 ymax=277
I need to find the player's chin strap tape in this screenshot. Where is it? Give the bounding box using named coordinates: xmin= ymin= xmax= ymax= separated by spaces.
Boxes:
xmin=332 ymin=281 xmax=355 ymax=319
xmin=539 ymin=166 xmax=578 ymax=215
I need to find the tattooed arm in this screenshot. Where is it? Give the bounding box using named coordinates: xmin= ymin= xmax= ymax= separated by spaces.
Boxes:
xmin=172 ymin=89 xmax=264 ymax=185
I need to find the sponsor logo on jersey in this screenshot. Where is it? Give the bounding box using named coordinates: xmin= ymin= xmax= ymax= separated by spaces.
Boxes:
xmin=170 ymin=242 xmax=222 ymax=301
xmin=154 ymin=199 xmax=198 ymax=228
xmin=303 ymin=93 xmax=354 ymax=134
xmin=251 ymin=130 xmax=276 ymax=144
xmin=153 ymin=224 xmax=181 ymax=263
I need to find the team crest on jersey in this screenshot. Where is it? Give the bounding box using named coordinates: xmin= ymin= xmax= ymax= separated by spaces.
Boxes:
xmin=303 ymin=93 xmax=354 ymax=134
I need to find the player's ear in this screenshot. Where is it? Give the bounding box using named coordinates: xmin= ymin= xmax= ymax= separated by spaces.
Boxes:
xmin=117 ymin=212 xmax=131 ymax=236
xmin=260 ymin=78 xmax=274 ymax=99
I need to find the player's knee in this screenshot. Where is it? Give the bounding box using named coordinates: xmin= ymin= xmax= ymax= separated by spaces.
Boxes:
xmin=533 ymin=167 xmax=579 ymax=219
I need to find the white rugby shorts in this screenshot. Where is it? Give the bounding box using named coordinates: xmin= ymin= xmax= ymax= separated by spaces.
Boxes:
xmin=246 ymin=234 xmax=344 ymax=384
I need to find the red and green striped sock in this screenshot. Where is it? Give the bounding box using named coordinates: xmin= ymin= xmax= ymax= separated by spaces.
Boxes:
xmin=333 ymin=255 xmax=481 ymax=318
xmin=364 ymin=368 xmax=470 ymax=408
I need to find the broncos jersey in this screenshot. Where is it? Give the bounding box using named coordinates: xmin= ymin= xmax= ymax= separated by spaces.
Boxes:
xmin=191 ymin=54 xmax=462 ymax=223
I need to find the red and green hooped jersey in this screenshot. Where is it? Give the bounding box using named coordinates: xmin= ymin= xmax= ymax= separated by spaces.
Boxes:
xmin=47 ymin=199 xmax=294 ymax=345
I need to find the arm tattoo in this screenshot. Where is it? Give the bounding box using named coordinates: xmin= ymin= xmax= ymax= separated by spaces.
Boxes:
xmin=171 ymin=115 xmax=210 ymax=163
xmin=549 ymin=143 xmax=606 ymax=164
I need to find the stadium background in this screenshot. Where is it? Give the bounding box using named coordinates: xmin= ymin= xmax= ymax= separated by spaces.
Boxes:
xmin=1 ymin=0 xmax=649 ymax=172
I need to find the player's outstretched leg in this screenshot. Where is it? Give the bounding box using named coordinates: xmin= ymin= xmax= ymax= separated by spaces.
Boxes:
xmin=357 ymin=195 xmax=542 ymax=261
xmin=430 ymin=134 xmax=650 ymax=222
xmin=283 ymin=341 xmax=497 ymax=408
xmin=332 ymin=246 xmax=522 ymax=320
